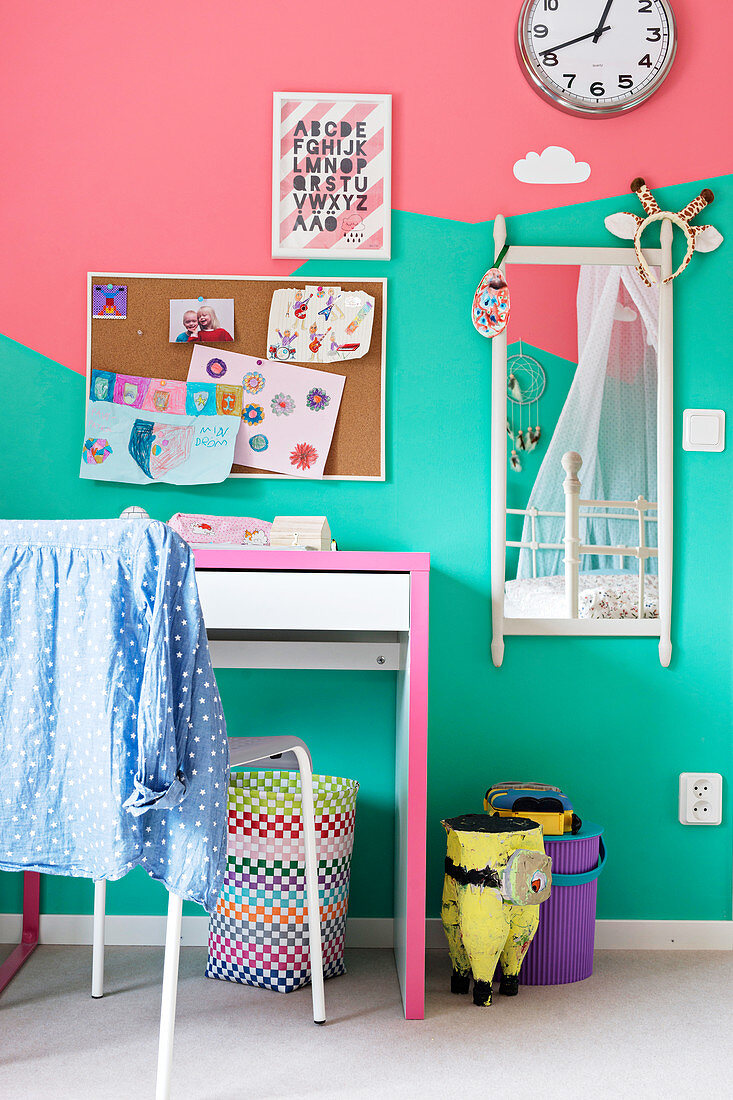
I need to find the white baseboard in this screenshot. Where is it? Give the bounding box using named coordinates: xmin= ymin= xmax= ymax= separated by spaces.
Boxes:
xmin=1 ymin=915 xmax=731 ymax=951
xmin=424 ymin=918 xmax=733 ymax=951
xmin=592 ymin=919 xmax=733 ymax=950
xmin=0 ymin=914 xmax=394 ymax=950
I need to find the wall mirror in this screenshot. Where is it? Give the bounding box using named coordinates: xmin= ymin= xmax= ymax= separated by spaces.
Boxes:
xmin=490 ymin=218 xmax=674 ymax=668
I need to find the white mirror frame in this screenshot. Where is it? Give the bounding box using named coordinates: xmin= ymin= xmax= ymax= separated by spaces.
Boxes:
xmin=490 ymin=214 xmax=674 ymax=669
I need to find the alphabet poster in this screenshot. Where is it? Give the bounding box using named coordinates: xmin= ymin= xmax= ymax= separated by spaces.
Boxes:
xmin=272 ymin=92 xmax=391 ymax=260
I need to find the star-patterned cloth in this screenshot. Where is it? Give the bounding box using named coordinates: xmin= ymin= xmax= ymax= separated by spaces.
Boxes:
xmin=0 ymin=519 xmax=229 ymax=912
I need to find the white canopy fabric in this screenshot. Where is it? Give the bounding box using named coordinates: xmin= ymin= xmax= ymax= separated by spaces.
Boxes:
xmin=517 ymin=266 xmax=659 ymax=579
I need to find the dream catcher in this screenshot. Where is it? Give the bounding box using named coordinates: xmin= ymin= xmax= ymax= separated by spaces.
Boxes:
xmin=506 ymin=343 xmax=545 ymax=472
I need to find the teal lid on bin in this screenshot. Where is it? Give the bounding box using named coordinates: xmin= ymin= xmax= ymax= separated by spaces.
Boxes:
xmin=545 ymin=821 xmax=604 ymax=842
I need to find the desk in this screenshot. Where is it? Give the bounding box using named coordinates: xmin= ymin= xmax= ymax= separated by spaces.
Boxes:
xmin=0 ymin=548 xmax=430 ymax=1022
xmin=194 ymin=549 xmax=430 ymax=1020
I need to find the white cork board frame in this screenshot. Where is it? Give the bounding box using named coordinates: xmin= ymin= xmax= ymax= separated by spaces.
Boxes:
xmin=86 ymin=273 xmax=386 ymax=481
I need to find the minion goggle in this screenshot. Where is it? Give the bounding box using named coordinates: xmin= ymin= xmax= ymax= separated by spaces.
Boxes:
xmin=445 ymin=848 xmax=552 ymax=906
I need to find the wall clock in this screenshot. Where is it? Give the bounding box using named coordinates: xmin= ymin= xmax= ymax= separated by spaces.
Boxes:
xmin=517 ymin=0 xmax=677 ymax=116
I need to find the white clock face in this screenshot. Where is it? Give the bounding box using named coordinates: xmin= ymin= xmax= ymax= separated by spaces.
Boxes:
xmin=517 ymin=0 xmax=677 ymax=115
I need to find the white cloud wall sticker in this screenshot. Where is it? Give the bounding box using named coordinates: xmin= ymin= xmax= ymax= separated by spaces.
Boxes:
xmin=513 ymin=146 xmax=591 ymax=185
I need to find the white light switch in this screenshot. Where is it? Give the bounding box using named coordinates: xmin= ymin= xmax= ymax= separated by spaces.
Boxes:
xmin=682 ymin=409 xmax=725 ymax=452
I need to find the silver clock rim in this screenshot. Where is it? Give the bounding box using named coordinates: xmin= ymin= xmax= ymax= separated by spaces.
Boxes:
xmin=516 ymin=0 xmax=677 ymax=118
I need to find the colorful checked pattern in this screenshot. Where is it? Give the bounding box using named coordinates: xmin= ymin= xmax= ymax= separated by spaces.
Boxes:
xmin=206 ymin=770 xmax=359 ymax=993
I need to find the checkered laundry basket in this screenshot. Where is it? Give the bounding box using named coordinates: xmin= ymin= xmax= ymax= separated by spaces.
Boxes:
xmin=206 ymin=770 xmax=359 ymax=993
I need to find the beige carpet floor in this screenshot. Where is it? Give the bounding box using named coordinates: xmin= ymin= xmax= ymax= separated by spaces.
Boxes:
xmin=0 ymin=945 xmax=731 ymax=1099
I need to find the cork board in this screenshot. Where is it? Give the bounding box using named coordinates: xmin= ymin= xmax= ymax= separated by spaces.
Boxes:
xmin=87 ymin=274 xmax=386 ymax=480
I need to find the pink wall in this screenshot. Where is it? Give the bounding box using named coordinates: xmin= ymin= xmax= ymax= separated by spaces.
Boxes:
xmin=507 ymin=266 xmax=580 ymax=363
xmin=1 ymin=1 xmax=730 ymax=372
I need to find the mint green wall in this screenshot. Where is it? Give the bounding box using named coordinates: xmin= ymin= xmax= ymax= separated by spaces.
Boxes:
xmin=1 ymin=178 xmax=731 ymax=923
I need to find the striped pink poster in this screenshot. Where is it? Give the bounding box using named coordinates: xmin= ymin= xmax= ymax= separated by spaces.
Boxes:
xmin=272 ymin=92 xmax=391 ymax=260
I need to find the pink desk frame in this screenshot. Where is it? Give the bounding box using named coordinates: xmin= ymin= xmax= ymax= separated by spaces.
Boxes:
xmin=0 ymin=871 xmax=40 ymax=994
xmin=194 ymin=549 xmax=430 ymax=1020
xmin=1 ymin=549 xmax=429 ymax=1021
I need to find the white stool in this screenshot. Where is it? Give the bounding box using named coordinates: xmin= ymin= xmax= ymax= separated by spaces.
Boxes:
xmin=91 ymin=736 xmax=326 ymax=1098
xmin=226 ymin=735 xmax=326 ymax=1026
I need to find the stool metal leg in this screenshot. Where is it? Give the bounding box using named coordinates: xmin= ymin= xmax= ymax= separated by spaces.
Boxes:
xmin=294 ymin=747 xmax=325 ymax=1024
xmin=156 ymin=892 xmax=183 ymax=1100
xmin=92 ymin=880 xmax=106 ymax=998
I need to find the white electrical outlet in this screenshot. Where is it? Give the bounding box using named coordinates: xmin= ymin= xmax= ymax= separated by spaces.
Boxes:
xmin=679 ymin=773 xmax=723 ymax=825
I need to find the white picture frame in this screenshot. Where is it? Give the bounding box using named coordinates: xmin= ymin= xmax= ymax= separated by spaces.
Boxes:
xmin=272 ymin=92 xmax=391 ymax=261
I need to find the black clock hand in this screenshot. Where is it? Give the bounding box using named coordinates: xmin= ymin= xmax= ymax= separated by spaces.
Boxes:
xmin=593 ymin=0 xmax=614 ymax=43
xmin=541 ymin=25 xmax=610 ymax=55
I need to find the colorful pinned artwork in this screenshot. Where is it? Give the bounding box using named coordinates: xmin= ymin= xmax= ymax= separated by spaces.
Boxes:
xmin=143 ymin=378 xmax=188 ymax=415
xmin=91 ymin=370 xmax=115 ymax=401
xmin=81 ymin=370 xmax=242 ymax=485
xmin=206 ymin=358 xmax=228 ymax=379
xmin=186 ymin=384 xmax=217 ymax=416
xmin=290 ymin=442 xmax=319 ymax=471
xmin=243 ymin=370 xmax=265 ymax=395
xmin=129 ymin=420 xmax=195 ymax=479
xmin=306 ymin=387 xmax=330 ymax=412
xmin=267 ymin=287 xmax=374 ymax=363
xmin=92 ymin=284 xmax=127 ymax=319
xmin=187 ymin=345 xmax=345 ymax=479
xmin=187 ymin=346 xmax=266 ymax=388
xmin=243 ymin=404 xmax=265 ymax=426
xmin=83 ymin=437 xmax=112 ymax=464
xmin=271 ymin=393 xmax=295 ymax=416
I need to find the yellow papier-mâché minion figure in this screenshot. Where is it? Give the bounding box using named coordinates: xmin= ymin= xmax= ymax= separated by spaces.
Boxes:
xmin=441 ymin=814 xmax=552 ymax=1006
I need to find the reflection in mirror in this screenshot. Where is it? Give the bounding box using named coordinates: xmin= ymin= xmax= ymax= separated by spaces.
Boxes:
xmin=504 ymin=265 xmax=659 ymax=621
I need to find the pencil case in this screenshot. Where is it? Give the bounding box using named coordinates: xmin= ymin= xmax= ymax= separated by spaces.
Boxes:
xmin=168 ymin=513 xmax=272 ymax=546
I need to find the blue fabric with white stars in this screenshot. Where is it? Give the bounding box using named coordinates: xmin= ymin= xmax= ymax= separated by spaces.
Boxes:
xmin=0 ymin=519 xmax=229 ymax=912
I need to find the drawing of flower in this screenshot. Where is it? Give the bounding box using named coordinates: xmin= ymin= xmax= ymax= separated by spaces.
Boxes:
xmin=243 ymin=403 xmax=264 ymax=425
xmin=306 ymin=387 xmax=330 ymax=412
xmin=243 ymin=371 xmax=265 ymax=394
xmin=289 ymin=442 xmax=318 ymax=471
xmin=249 ymin=434 xmax=268 ymax=452
xmin=271 ymin=392 xmax=295 ymax=416
xmin=206 ymin=358 xmax=227 ymax=379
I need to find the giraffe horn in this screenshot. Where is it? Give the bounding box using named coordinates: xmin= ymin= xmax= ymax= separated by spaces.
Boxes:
xmin=630 ymin=177 xmax=660 ymax=216
xmin=678 ymin=188 xmax=714 ymax=223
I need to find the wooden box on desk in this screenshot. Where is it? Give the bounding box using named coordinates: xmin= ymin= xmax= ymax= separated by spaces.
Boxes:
xmin=270 ymin=516 xmax=332 ymax=551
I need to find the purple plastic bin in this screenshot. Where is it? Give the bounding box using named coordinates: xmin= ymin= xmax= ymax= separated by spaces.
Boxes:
xmin=520 ymin=823 xmax=606 ymax=985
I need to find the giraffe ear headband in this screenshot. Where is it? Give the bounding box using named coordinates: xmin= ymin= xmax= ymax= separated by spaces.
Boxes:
xmin=605 ymin=178 xmax=723 ymax=286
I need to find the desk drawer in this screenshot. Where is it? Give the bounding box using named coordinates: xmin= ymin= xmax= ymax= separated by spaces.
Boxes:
xmin=195 ymin=570 xmax=410 ymax=631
